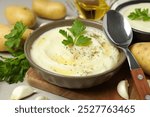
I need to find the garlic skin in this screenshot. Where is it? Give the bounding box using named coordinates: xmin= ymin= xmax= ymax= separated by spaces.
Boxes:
xmin=117 ymin=80 xmax=129 ymax=100
xmin=35 ymin=96 xmax=49 ymax=100
xmin=10 ymin=85 xmax=36 ymax=100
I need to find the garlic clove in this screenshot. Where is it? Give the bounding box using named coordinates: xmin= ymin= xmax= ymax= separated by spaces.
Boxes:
xmin=10 ymin=85 xmax=36 ymax=100
xmin=35 ymin=96 xmax=49 ymax=100
xmin=117 ymin=79 xmax=150 ymax=100
xmin=117 ymin=80 xmax=129 ymax=100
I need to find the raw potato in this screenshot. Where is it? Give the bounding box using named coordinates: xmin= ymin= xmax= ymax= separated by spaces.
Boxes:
xmin=130 ymin=42 xmax=150 ymax=75
xmin=0 ymin=24 xmax=33 ymax=51
xmin=0 ymin=24 xmax=10 ymax=51
xmin=22 ymin=28 xmax=33 ymax=40
xmin=5 ymin=5 xmax=36 ymax=27
xmin=32 ymin=0 xmax=66 ymax=20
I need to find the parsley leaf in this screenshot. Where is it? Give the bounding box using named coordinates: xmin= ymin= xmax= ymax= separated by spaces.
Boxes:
xmin=0 ymin=53 xmax=30 ymax=83
xmin=75 ymin=35 xmax=92 ymax=46
xmin=68 ymin=20 xmax=86 ymax=38
xmin=4 ymin=22 xmax=27 ymax=53
xmin=0 ymin=21 xmax=30 ymax=84
xmin=59 ymin=19 xmax=92 ymax=46
xmin=59 ymin=29 xmax=74 ymax=46
xmin=128 ymin=8 xmax=150 ymax=21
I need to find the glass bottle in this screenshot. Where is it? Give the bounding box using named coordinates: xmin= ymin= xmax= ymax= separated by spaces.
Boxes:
xmin=74 ymin=0 xmax=110 ymax=21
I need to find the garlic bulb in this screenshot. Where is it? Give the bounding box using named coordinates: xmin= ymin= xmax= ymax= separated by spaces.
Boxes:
xmin=117 ymin=80 xmax=129 ymax=100
xmin=10 ymin=85 xmax=36 ymax=100
xmin=35 ymin=96 xmax=49 ymax=100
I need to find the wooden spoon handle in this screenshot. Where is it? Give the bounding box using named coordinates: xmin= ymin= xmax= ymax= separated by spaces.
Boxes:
xmin=131 ymin=68 xmax=150 ymax=100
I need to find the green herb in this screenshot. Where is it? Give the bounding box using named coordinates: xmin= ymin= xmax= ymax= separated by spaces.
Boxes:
xmin=128 ymin=8 xmax=150 ymax=21
xmin=75 ymin=35 xmax=91 ymax=46
xmin=0 ymin=22 xmax=30 ymax=84
xmin=0 ymin=53 xmax=30 ymax=83
xmin=59 ymin=20 xmax=92 ymax=46
xmin=4 ymin=22 xmax=27 ymax=54
xmin=59 ymin=29 xmax=74 ymax=46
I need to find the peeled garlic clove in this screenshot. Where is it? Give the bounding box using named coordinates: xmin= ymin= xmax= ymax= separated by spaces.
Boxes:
xmin=35 ymin=96 xmax=49 ymax=100
xmin=10 ymin=85 xmax=36 ymax=100
xmin=117 ymin=80 xmax=129 ymax=100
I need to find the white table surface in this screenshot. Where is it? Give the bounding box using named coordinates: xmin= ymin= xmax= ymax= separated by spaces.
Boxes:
xmin=0 ymin=0 xmax=131 ymax=100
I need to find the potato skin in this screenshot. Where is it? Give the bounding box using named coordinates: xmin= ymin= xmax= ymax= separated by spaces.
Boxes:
xmin=32 ymin=0 xmax=66 ymax=20
xmin=5 ymin=5 xmax=36 ymax=28
xmin=130 ymin=42 xmax=150 ymax=75
xmin=0 ymin=24 xmax=33 ymax=52
xmin=0 ymin=24 xmax=9 ymax=51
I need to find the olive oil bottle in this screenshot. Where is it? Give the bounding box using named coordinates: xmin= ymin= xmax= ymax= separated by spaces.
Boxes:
xmin=74 ymin=0 xmax=110 ymax=20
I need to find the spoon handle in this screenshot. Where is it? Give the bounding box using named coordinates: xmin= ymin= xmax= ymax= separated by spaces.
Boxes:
xmin=131 ymin=68 xmax=150 ymax=100
xmin=124 ymin=48 xmax=150 ymax=100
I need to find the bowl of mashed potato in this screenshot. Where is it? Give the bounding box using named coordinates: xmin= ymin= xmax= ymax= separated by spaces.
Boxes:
xmin=112 ymin=0 xmax=150 ymax=42
xmin=24 ymin=19 xmax=126 ymax=89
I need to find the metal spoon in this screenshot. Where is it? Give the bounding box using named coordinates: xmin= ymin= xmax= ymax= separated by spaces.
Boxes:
xmin=103 ymin=10 xmax=150 ymax=100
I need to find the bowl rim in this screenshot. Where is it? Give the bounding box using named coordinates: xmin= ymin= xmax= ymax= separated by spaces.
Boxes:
xmin=111 ymin=0 xmax=150 ymax=35
xmin=24 ymin=19 xmax=126 ymax=80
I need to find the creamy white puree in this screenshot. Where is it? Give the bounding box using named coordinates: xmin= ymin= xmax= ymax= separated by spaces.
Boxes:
xmin=119 ymin=3 xmax=150 ymax=33
xmin=31 ymin=26 xmax=120 ymax=76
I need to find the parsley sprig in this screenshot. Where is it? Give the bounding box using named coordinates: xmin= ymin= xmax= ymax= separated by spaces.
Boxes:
xmin=0 ymin=53 xmax=30 ymax=83
xmin=128 ymin=8 xmax=150 ymax=21
xmin=0 ymin=22 xmax=30 ymax=84
xmin=5 ymin=22 xmax=27 ymax=54
xmin=59 ymin=20 xmax=92 ymax=46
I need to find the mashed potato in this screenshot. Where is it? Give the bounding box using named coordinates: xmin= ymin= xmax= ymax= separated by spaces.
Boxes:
xmin=119 ymin=3 xmax=150 ymax=33
xmin=31 ymin=26 xmax=120 ymax=76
